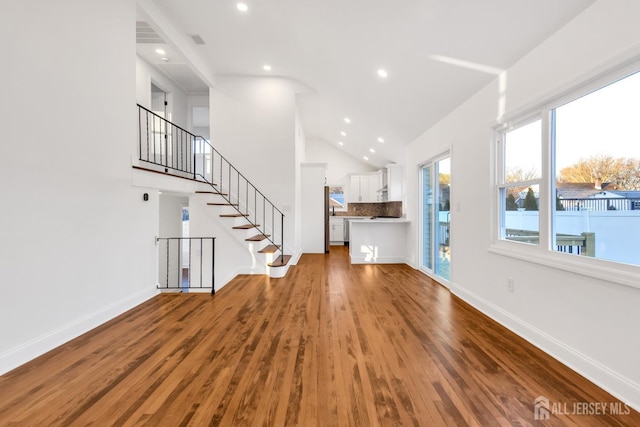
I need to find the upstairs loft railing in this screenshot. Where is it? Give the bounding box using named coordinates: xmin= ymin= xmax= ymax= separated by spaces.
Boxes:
xmin=138 ymin=104 xmax=285 ymax=260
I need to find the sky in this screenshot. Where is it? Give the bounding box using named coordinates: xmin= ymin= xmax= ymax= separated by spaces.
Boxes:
xmin=506 ymin=70 xmax=640 ymax=174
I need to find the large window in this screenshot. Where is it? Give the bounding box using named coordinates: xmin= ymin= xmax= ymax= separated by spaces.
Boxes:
xmin=496 ymin=67 xmax=640 ymax=268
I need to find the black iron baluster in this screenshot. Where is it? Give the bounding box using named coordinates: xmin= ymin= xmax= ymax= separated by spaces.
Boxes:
xmin=145 ymin=112 xmax=150 ymax=162
xmin=193 ymin=135 xmax=197 ymax=180
xmin=211 ymin=238 xmax=215 ymax=295
xmin=177 ymin=238 xmax=181 ymax=290
xmin=165 ymin=239 xmax=170 ymax=289
xmin=152 ymin=113 xmax=156 ymax=164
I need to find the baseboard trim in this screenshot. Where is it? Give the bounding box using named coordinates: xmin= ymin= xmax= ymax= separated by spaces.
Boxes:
xmin=350 ymin=255 xmax=408 ymax=264
xmin=449 ymin=282 xmax=640 ymax=412
xmin=0 ymin=287 xmax=158 ymax=376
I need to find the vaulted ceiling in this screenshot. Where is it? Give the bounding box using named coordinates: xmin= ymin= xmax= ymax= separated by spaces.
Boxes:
xmin=138 ymin=0 xmax=596 ymax=167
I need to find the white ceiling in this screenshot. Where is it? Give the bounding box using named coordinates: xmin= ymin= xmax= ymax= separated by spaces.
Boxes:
xmin=141 ymin=0 xmax=596 ymax=167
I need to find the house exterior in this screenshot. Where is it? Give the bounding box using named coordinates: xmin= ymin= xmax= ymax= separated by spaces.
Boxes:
xmin=557 ymin=182 xmax=640 ymax=210
xmin=2 ymin=0 xmax=640 ymax=412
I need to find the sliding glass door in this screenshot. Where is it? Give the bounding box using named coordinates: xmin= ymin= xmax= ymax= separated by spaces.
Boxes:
xmin=420 ymin=155 xmax=451 ymax=283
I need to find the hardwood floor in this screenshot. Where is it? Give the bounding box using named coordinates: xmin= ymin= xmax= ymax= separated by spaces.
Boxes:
xmin=0 ymin=246 xmax=638 ymax=426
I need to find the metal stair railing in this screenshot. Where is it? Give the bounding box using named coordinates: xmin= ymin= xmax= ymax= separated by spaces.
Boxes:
xmin=138 ymin=104 xmax=285 ymax=261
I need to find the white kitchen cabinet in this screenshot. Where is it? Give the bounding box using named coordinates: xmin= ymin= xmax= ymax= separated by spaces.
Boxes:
xmin=329 ymin=217 xmax=344 ymax=243
xmin=348 ymin=173 xmax=381 ymax=202
xmin=368 ymin=173 xmax=381 ymax=201
xmin=386 ymin=165 xmax=403 ymax=201
xmin=348 ymin=175 xmax=362 ymax=202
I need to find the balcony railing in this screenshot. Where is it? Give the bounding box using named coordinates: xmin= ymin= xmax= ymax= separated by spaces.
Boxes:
xmin=505 ymin=229 xmax=595 ymax=256
xmin=157 ymin=237 xmax=216 ymax=294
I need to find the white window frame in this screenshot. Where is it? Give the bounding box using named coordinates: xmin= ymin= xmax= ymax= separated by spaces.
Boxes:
xmin=495 ymin=115 xmax=545 ymax=245
xmin=489 ymin=58 xmax=640 ymax=290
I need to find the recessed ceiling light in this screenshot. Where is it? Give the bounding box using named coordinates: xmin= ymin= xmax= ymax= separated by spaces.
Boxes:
xmin=340 ymin=131 xmax=346 ymax=136
xmin=155 ymin=48 xmax=166 ymax=55
xmin=344 ymin=117 xmax=351 ymax=124
xmin=263 ymin=64 xmax=272 ymax=71
xmin=363 ymin=156 xmax=369 ymax=161
xmin=377 ymin=69 xmax=388 ymax=79
xmin=237 ymin=3 xmax=248 ymax=12
xmin=161 ymin=57 xmax=170 ymax=62
xmin=378 ymin=137 xmax=384 ymax=143
xmin=338 ymin=141 xmax=344 ymax=146
xmin=369 ymin=148 xmax=375 ymax=153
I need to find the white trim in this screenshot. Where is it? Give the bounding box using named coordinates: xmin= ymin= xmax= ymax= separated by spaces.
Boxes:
xmin=449 ymin=281 xmax=640 ymax=412
xmin=488 ymin=243 xmax=640 ymax=290
xmin=491 ymin=44 xmax=640 ymax=129
xmin=349 ymin=255 xmax=409 ymax=264
xmin=0 ymin=287 xmax=159 ymax=376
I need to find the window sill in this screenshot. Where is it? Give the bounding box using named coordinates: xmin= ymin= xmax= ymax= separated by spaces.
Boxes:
xmin=488 ymin=242 xmax=640 ymax=290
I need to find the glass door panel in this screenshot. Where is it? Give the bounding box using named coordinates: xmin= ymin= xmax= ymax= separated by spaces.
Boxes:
xmin=435 ymin=157 xmax=450 ymax=282
xmin=420 ymin=155 xmax=451 ymax=284
xmin=421 ymin=165 xmax=433 ymax=270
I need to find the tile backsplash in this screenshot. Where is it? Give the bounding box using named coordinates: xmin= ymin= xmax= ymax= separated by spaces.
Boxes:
xmin=335 ymin=201 xmax=402 ymax=217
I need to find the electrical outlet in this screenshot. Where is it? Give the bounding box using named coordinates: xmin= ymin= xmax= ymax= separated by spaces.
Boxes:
xmin=507 ymin=277 xmax=514 ymax=293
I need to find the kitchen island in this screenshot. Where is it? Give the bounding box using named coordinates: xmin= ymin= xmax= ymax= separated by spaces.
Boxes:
xmin=348 ymin=218 xmax=409 ymax=264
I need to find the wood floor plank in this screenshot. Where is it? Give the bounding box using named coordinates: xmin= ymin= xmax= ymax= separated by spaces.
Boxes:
xmin=0 ymin=245 xmax=638 ymax=426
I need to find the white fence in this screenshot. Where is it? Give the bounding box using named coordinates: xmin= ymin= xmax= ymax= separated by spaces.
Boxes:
xmin=504 ymin=210 xmax=640 ymax=265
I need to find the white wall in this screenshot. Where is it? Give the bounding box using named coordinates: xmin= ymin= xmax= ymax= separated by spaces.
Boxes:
xmin=300 ymin=164 xmax=327 ymax=253
xmin=0 ymin=0 xmax=158 ymax=374
xmin=305 ymin=138 xmax=377 ymax=186
xmin=210 ymin=76 xmax=311 ymax=258
xmin=159 ymin=194 xmax=187 ymax=238
xmin=136 ymin=56 xmax=189 ymax=128
xmin=189 ymin=94 xmax=210 ymax=138
xmin=405 ymin=0 xmax=640 ymax=409
xmin=294 ymin=107 xmax=307 ymax=256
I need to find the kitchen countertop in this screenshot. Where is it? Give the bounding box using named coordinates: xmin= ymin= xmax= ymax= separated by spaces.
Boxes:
xmin=348 ymin=217 xmax=409 ymax=223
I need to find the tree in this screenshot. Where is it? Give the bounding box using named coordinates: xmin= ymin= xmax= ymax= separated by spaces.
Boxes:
xmin=439 ymin=173 xmax=450 ymax=185
xmin=506 ymin=167 xmax=538 ymax=183
xmin=506 ymin=194 xmax=518 ymax=211
xmin=557 ymin=155 xmax=640 ymax=190
xmin=524 ymin=187 xmax=538 ymax=211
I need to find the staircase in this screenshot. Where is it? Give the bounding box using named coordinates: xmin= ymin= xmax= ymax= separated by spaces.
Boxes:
xmin=136 ymin=104 xmax=292 ymax=279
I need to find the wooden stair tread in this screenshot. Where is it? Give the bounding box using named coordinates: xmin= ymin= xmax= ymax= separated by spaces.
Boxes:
xmin=220 ymin=213 xmax=249 ymax=218
xmin=132 ymin=165 xmax=217 ymax=185
xmin=232 ymin=224 xmax=260 ymax=230
xmin=258 ymin=245 xmax=280 ymax=254
xmin=245 ymin=234 xmax=270 ymax=242
xmin=196 ymin=191 xmax=228 ymax=196
xmin=268 ymin=255 xmax=292 ymax=267
xmin=207 ymin=202 xmax=239 ymax=206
